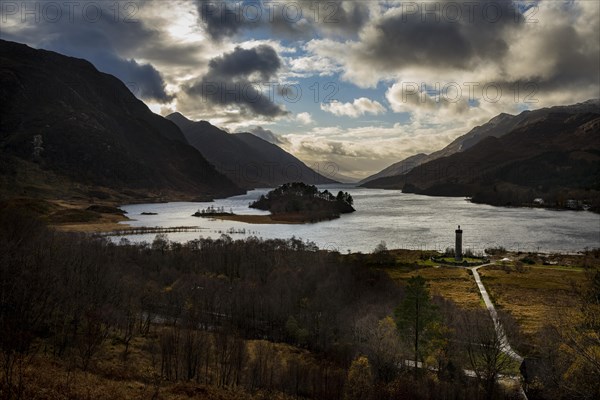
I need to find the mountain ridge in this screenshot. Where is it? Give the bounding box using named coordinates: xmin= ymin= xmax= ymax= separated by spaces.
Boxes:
xmin=166 ymin=113 xmax=338 ymax=189
xmin=361 ymin=99 xmax=600 ymax=184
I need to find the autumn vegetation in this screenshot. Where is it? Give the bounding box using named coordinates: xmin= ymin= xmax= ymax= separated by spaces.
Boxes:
xmin=0 ymin=208 xmax=598 ymax=400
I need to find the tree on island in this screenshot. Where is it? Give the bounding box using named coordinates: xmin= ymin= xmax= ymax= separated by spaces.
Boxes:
xmin=337 ymin=191 xmax=354 ymax=206
xmin=250 ymin=183 xmax=355 ymax=220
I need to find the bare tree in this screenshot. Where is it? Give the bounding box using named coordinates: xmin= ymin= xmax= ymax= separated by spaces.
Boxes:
xmin=461 ymin=309 xmax=516 ymax=398
xmin=213 ymin=331 xmax=246 ymax=388
xmin=248 ymin=340 xmax=279 ymax=390
xmin=360 ymin=316 xmax=403 ymax=382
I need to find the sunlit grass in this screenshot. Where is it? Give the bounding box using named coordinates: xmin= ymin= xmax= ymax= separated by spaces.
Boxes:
xmin=478 ymin=264 xmax=588 ymax=337
xmin=384 ymin=263 xmax=482 ymax=309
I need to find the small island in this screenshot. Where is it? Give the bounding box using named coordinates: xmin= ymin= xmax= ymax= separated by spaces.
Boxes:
xmin=191 ymin=183 xmax=356 ymax=224
xmin=249 ymin=182 xmax=355 ymax=223
xmin=192 ymin=205 xmax=234 ymax=217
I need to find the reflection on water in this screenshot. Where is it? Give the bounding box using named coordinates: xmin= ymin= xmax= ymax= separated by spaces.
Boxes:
xmin=114 ymin=185 xmax=600 ymax=254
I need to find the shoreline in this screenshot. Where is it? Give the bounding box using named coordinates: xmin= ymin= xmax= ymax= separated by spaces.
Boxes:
xmin=197 ymin=212 xmax=340 ymax=225
xmin=52 ymin=217 xmax=597 ymax=255
xmin=8 ymin=194 xmax=595 ymax=254
xmin=361 ymin=186 xmax=600 ymax=214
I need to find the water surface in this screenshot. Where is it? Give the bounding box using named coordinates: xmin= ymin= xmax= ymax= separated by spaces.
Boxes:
xmin=115 ymin=186 xmax=600 ymax=254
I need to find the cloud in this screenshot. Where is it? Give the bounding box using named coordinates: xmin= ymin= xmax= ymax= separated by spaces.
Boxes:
xmin=296 ymin=112 xmax=314 ymax=124
xmin=196 ymin=0 xmax=250 ymax=40
xmin=366 ymin=0 xmax=518 ymax=69
xmin=196 ymin=0 xmax=372 ymax=40
xmin=244 ymin=126 xmax=289 ymax=145
xmin=306 ymin=0 xmax=600 ymax=106
xmin=321 ymin=98 xmax=386 ymax=117
xmin=313 ymin=0 xmax=372 ymax=35
xmin=196 ymin=0 xmax=315 ymax=40
xmin=299 ymin=0 xmax=600 ymax=157
xmin=78 ymin=49 xmax=173 ymax=102
xmin=208 ymin=45 xmax=281 ymax=80
xmin=288 ymin=54 xmax=342 ymax=77
xmin=281 ymin=124 xmax=462 ymax=179
xmin=305 ymin=1 xmax=523 ymax=87
xmin=185 ymin=45 xmax=288 ymax=118
xmin=0 ymin=0 xmax=175 ymax=102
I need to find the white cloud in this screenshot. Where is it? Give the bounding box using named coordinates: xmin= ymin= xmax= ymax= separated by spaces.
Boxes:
xmin=321 ymin=98 xmax=387 ymax=118
xmin=296 ymin=112 xmax=314 ymax=124
xmin=279 ymin=122 xmax=465 ymax=179
xmin=288 ymin=54 xmax=342 ymax=77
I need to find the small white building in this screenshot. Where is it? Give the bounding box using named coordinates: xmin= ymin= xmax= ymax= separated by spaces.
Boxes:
xmin=533 ymin=198 xmax=544 ymax=206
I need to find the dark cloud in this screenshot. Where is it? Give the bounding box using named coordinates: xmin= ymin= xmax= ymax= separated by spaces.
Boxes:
xmin=208 ymin=45 xmax=280 ymax=80
xmin=0 ymin=1 xmax=177 ymax=102
xmin=98 ymin=54 xmax=173 ymax=102
xmin=186 ymin=45 xmax=288 ymax=118
xmin=363 ymin=0 xmax=521 ymax=70
xmin=532 ymin=24 xmax=600 ymax=90
xmin=196 ymin=0 xmax=370 ymax=40
xmin=45 ymin=41 xmax=172 ymax=102
xmin=314 ymin=0 xmax=370 ymax=36
xmin=196 ymin=0 xmax=250 ymax=39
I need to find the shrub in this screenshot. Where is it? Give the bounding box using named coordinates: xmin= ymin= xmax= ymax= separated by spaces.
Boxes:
xmin=485 ymin=246 xmax=506 ymax=256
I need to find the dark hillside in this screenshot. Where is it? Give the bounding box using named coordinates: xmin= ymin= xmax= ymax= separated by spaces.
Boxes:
xmin=365 ymin=112 xmax=600 ymax=210
xmin=0 ymin=39 xmax=241 ymax=200
xmin=168 ymin=112 xmax=337 ymax=189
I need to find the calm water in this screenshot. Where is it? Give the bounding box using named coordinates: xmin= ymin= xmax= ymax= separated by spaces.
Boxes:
xmin=115 ymin=185 xmax=600 ymax=254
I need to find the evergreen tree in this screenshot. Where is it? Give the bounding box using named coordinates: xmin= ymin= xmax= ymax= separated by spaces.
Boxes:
xmin=394 ymin=275 xmax=438 ymax=377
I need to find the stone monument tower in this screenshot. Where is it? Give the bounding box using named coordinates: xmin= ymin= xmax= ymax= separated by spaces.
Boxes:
xmin=455 ymin=225 xmax=463 ymax=261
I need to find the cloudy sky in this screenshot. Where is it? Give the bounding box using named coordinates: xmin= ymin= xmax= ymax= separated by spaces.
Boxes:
xmin=2 ymin=0 xmax=599 ymax=179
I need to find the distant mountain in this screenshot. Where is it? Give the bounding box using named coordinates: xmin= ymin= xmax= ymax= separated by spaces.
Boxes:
xmin=360 ymin=153 xmax=428 ymax=184
xmin=329 ymin=172 xmax=359 ymax=184
xmin=364 ymin=111 xmax=600 ymax=210
xmin=167 ymin=113 xmax=338 ymax=188
xmin=424 ymin=99 xmax=600 ymax=161
xmin=362 ymin=99 xmax=600 ymax=184
xmin=0 ymin=40 xmax=241 ymax=202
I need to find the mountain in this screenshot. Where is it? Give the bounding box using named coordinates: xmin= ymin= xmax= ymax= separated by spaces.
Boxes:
xmin=0 ymin=40 xmax=242 ymax=202
xmin=167 ymin=113 xmax=338 ymax=188
xmin=328 ymin=172 xmax=359 ymax=184
xmin=362 ymin=99 xmax=600 ymax=184
xmin=364 ymin=111 xmax=600 ymax=210
xmin=424 ymin=99 xmax=600 ymax=161
xmin=360 ymin=153 xmax=428 ymax=184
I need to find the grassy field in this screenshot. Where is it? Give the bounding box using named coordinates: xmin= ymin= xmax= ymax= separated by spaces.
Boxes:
xmin=380 ymin=249 xmax=600 ymax=345
xmin=478 ymin=262 xmax=590 ymax=338
xmin=49 ymin=200 xmax=131 ymax=232
xmin=438 ymin=257 xmax=485 ymax=264
xmin=388 ymin=266 xmax=482 ymax=309
xmin=369 ymin=250 xmax=483 ymax=308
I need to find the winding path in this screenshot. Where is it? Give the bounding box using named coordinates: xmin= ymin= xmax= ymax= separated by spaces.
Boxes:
xmin=470 ymin=264 xmax=528 ymax=400
xmin=470 ymin=265 xmax=523 ymax=362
